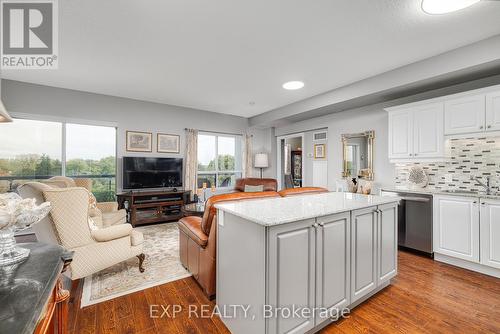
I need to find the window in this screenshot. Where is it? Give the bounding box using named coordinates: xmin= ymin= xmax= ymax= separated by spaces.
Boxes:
xmin=66 ymin=123 xmax=117 ymax=201
xmin=197 ymin=133 xmax=242 ymax=189
xmin=0 ymin=118 xmax=116 ymax=201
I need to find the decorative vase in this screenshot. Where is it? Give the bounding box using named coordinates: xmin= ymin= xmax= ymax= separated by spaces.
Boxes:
xmin=408 ymin=166 xmax=428 ymax=189
xmin=0 ymin=193 xmax=51 ymax=266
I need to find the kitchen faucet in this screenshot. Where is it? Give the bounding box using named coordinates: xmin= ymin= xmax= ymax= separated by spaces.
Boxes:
xmin=471 ymin=176 xmax=493 ymax=195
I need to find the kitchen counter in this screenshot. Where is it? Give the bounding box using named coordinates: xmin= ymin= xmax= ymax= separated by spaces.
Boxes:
xmin=381 ymin=186 xmax=500 ymax=200
xmin=216 ymin=192 xmax=400 ymax=334
xmin=215 ymin=192 xmax=400 ymax=226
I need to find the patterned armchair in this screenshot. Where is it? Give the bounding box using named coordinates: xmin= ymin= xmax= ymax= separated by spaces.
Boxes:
xmin=47 ymin=176 xmax=126 ymax=227
xmin=18 ymin=182 xmax=145 ymax=279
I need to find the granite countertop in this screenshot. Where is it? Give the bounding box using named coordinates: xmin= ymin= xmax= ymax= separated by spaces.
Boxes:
xmin=0 ymin=243 xmax=69 ymax=334
xmin=215 ymin=192 xmax=400 ymax=226
xmin=380 ymin=186 xmax=500 ymax=200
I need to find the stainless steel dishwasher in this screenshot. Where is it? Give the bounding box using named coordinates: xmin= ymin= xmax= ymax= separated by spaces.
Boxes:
xmin=381 ymin=190 xmax=433 ymax=256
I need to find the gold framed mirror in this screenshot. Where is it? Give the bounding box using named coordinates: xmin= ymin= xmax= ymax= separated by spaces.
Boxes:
xmin=341 ymin=130 xmax=374 ymax=180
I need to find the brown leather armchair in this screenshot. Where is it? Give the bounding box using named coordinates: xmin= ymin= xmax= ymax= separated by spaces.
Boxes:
xmin=278 ymin=187 xmax=329 ymax=197
xmin=178 ymin=191 xmax=280 ymax=298
xmin=234 ymin=178 xmax=277 ymax=192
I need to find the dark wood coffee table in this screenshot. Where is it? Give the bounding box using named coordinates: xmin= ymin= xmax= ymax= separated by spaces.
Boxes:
xmin=182 ymin=203 xmax=205 ymax=217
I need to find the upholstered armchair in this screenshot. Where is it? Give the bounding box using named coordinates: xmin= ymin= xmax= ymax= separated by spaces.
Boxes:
xmin=47 ymin=176 xmax=126 ymax=227
xmin=18 ymin=182 xmax=145 ymax=280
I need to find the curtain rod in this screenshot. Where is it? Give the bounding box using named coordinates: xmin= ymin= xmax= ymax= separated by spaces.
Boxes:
xmin=184 ymin=128 xmax=251 ymax=137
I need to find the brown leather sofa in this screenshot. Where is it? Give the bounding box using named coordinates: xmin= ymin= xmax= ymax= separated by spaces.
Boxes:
xmin=234 ymin=177 xmax=277 ymax=192
xmin=278 ymin=187 xmax=329 ymax=197
xmin=179 ymin=180 xmax=328 ymax=298
xmin=178 ymin=191 xmax=280 ymax=298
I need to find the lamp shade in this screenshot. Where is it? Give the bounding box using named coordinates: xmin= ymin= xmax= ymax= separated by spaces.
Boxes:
xmin=0 ymin=100 xmax=12 ymax=123
xmin=254 ymin=153 xmax=269 ymax=168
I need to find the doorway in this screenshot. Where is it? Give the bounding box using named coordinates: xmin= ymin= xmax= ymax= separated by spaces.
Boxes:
xmin=276 ymin=134 xmax=304 ymax=190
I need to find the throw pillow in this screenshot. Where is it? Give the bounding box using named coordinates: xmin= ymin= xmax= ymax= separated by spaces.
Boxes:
xmin=244 ymin=185 xmax=264 ymax=192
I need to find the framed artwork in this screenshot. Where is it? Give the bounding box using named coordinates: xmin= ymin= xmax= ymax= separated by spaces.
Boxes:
xmin=314 ymin=144 xmax=326 ymax=159
xmin=126 ymin=131 xmax=152 ymax=152
xmin=157 ymin=133 xmax=180 ymax=153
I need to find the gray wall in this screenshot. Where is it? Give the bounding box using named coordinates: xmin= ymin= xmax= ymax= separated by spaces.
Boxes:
xmin=1 ymin=79 xmax=263 ymax=190
xmin=275 ymin=105 xmax=394 ymax=190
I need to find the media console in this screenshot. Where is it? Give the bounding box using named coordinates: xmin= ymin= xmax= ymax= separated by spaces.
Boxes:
xmin=116 ymin=190 xmax=191 ymax=227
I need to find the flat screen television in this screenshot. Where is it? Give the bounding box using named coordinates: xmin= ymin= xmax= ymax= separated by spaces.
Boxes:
xmin=122 ymin=157 xmax=183 ymax=190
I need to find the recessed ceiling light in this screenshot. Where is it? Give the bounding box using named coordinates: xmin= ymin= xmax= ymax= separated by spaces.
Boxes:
xmin=422 ymin=0 xmax=480 ymax=15
xmin=282 ymin=81 xmax=305 ymax=90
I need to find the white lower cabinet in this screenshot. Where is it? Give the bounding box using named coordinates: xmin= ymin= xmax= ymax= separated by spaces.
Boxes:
xmin=267 ymin=205 xmax=398 ymax=334
xmin=377 ymin=204 xmax=398 ymax=285
xmin=433 ymin=195 xmax=480 ymax=262
xmin=350 ymin=208 xmax=377 ymax=303
xmin=268 ymin=219 xmax=316 ymax=334
xmin=434 ymin=195 xmax=500 ymax=276
xmin=480 ymin=199 xmax=500 ymax=269
xmin=315 ymin=212 xmax=351 ymax=324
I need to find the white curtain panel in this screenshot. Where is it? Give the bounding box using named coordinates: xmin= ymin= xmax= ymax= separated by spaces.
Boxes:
xmin=184 ymin=129 xmax=198 ymax=199
xmin=243 ymin=133 xmax=253 ymax=178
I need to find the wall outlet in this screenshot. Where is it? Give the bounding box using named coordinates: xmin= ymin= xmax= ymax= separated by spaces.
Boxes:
xmin=444 ymin=174 xmax=453 ymax=183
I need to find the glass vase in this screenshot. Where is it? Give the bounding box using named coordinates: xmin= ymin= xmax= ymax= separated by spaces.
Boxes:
xmin=0 ymin=228 xmax=30 ymax=266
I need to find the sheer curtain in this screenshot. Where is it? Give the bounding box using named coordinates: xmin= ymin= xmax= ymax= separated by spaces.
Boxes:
xmin=243 ymin=133 xmax=253 ymax=178
xmin=184 ymin=129 xmax=198 ymax=200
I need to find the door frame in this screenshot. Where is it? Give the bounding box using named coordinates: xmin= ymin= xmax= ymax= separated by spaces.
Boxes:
xmin=276 ymin=133 xmax=305 ymax=190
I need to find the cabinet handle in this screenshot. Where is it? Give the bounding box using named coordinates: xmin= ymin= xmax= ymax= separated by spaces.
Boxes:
xmin=480 ymin=126 xmax=484 ymax=129
xmin=481 ymin=202 xmax=486 ymax=205
xmin=409 ymin=153 xmax=413 ymax=156
xmin=312 ymin=223 xmax=319 ymax=228
xmin=487 ymin=125 xmax=492 ymax=129
xmin=319 ymin=222 xmax=325 ymax=227
xmin=473 ymin=201 xmax=477 ymax=204
xmin=414 ymin=153 xmax=418 ymax=156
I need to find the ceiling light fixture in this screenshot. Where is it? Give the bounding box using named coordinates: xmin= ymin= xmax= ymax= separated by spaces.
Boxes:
xmin=282 ymin=81 xmax=304 ymax=90
xmin=422 ymin=0 xmax=481 ymax=14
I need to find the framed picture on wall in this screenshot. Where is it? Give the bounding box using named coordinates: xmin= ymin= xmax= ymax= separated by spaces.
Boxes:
xmin=157 ymin=133 xmax=180 ymax=153
xmin=126 ymin=131 xmax=152 ymax=152
xmin=314 ymin=144 xmax=326 ymax=159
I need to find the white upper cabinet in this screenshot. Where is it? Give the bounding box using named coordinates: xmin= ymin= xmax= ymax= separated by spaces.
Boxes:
xmin=486 ymin=91 xmax=500 ymax=132
xmin=388 ymin=109 xmax=413 ymax=159
xmin=413 ymin=103 xmax=444 ymax=158
xmin=444 ymin=94 xmax=485 ymax=135
xmin=387 ymin=103 xmax=444 ymax=161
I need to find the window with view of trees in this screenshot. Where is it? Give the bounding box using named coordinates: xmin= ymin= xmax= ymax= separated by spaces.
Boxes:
xmin=0 ymin=118 xmax=116 ymax=202
xmin=197 ymin=133 xmax=242 ymax=189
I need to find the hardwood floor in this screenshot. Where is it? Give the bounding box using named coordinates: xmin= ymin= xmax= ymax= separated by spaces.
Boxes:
xmin=68 ymin=251 xmax=500 ymax=334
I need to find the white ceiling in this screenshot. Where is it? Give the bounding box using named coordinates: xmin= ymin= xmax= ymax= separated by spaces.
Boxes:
xmin=3 ymin=0 xmax=500 ymax=117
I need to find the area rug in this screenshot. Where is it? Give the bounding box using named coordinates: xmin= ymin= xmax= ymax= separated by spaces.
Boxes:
xmin=80 ymin=222 xmax=191 ymax=307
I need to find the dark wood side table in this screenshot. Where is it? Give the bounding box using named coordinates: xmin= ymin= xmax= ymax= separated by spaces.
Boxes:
xmin=181 ymin=202 xmax=205 ymax=217
xmin=0 ymin=243 xmax=73 ymax=334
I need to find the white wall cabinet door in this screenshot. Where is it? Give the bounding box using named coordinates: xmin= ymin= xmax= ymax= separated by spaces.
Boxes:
xmin=486 ymin=91 xmax=500 ymax=132
xmin=480 ymin=200 xmax=500 ymax=269
xmin=377 ymin=203 xmax=398 ymax=285
xmin=444 ymin=94 xmax=485 ymax=135
xmin=433 ymin=195 xmax=480 ymax=262
xmin=268 ymin=219 xmax=316 ymax=334
xmin=413 ymin=103 xmax=444 ymax=158
xmin=350 ymin=207 xmax=378 ymax=303
xmin=388 ymin=109 xmax=413 ymax=159
xmin=316 ymin=213 xmax=350 ymax=324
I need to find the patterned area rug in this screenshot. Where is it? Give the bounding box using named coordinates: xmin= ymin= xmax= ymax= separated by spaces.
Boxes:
xmin=81 ymin=222 xmax=191 ymax=307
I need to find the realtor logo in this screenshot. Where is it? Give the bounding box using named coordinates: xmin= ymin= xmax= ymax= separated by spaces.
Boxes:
xmin=1 ymin=0 xmax=58 ymax=69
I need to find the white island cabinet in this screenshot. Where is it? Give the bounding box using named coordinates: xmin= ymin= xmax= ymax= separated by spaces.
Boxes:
xmin=216 ymin=192 xmax=399 ymax=334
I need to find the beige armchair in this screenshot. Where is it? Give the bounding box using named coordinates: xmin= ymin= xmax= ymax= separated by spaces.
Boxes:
xmin=46 ymin=176 xmax=126 ymax=227
xmin=18 ymin=182 xmax=145 ymax=280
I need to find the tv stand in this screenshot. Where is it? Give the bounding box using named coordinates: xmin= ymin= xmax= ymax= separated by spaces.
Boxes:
xmin=117 ymin=190 xmax=191 ymax=227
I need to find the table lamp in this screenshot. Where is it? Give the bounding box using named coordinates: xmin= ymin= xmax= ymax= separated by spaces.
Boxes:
xmin=254 ymin=153 xmax=269 ymax=179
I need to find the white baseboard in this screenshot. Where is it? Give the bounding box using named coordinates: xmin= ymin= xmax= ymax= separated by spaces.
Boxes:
xmin=434 ymin=253 xmax=500 ymax=278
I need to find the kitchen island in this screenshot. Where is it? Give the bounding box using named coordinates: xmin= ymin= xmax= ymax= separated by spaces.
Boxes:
xmin=215 ymin=192 xmax=400 ymax=334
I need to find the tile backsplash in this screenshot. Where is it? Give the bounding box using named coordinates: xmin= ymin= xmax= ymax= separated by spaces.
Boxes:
xmin=395 ymin=136 xmax=500 ymax=191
